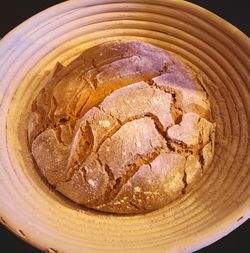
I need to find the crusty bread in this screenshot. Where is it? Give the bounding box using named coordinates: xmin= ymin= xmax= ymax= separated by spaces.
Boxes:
xmin=28 ymin=40 xmax=215 ymax=214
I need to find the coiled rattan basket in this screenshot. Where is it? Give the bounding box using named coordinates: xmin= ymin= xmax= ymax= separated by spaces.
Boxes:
xmin=0 ymin=1 xmax=249 ymax=252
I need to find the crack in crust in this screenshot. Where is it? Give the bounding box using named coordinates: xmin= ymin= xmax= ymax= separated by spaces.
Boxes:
xmin=182 ymin=160 xmax=188 ymax=194
xmin=128 ymin=200 xmax=141 ymax=210
xmin=65 ymin=113 xmax=168 ymax=186
xmin=165 ymin=137 xmax=212 ymax=157
xmin=32 ymin=59 xmax=172 ymax=147
xmin=65 ymin=123 xmax=94 ymax=180
xmin=103 ymin=148 xmax=163 ymax=204
xmin=95 ymin=112 xmax=165 ymax=154
xmin=145 ymin=78 xmax=184 ymax=126
xmin=199 ymin=152 xmax=205 ymax=173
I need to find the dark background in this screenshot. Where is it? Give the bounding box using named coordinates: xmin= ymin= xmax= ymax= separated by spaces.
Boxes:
xmin=0 ymin=0 xmax=249 ymax=253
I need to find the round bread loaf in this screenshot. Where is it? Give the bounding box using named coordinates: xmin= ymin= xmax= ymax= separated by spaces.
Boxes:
xmin=28 ymin=40 xmax=215 ymax=214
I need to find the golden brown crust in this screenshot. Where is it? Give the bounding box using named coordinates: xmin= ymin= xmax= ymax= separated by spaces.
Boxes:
xmin=28 ymin=40 xmax=215 ymax=214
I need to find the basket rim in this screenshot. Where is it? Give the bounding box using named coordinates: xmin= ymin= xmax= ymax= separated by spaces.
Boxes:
xmin=0 ymin=1 xmax=249 ymax=253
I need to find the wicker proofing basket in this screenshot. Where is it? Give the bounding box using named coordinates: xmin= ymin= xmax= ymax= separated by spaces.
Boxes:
xmin=0 ymin=1 xmax=249 ymax=252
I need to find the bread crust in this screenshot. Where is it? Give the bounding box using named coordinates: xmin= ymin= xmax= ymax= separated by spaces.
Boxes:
xmin=29 ymin=40 xmax=215 ymax=214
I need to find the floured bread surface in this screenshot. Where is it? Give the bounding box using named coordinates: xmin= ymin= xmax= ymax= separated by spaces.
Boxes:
xmin=28 ymin=40 xmax=215 ymax=214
